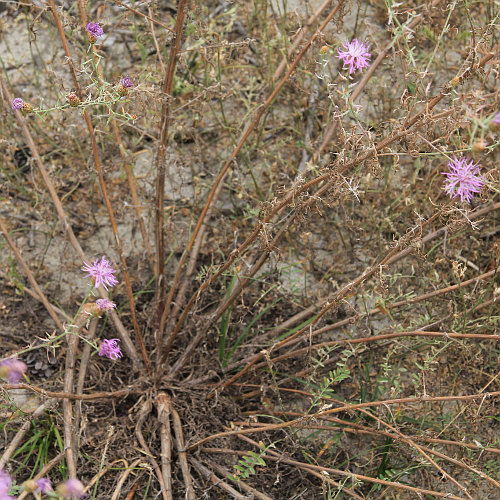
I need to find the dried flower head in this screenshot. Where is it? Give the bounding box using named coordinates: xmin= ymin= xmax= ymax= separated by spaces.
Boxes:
xmin=11 ymin=98 xmax=24 ymax=110
xmin=22 ymin=479 xmax=38 ymax=493
xmin=66 ymin=92 xmax=81 ymax=107
xmin=0 ymin=358 xmax=27 ymax=383
xmin=491 ymin=112 xmax=500 ymax=131
xmin=99 ymin=339 xmax=122 ymax=360
xmin=81 ymin=256 xmax=119 ymax=291
xmin=56 ymin=478 xmax=85 ymax=499
xmin=337 ymin=39 xmax=371 ymax=74
xmin=442 ymin=156 xmax=485 ymax=203
xmin=96 ymin=298 xmax=116 ymax=311
xmin=471 ymin=140 xmax=487 ymax=153
xmin=86 ymin=22 xmax=103 ymax=43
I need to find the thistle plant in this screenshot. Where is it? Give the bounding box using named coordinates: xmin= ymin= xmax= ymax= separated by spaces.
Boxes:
xmin=0 ymin=1 xmax=498 ymax=499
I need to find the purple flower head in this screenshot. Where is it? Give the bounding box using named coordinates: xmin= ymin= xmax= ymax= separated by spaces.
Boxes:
xmin=442 ymin=156 xmax=485 ymax=203
xmin=96 ymin=298 xmax=116 ymax=311
xmin=0 ymin=470 xmax=12 ymax=492
xmin=120 ymin=76 xmax=134 ymax=89
xmin=86 ymin=22 xmax=103 ymax=39
xmin=0 ymin=470 xmax=14 ymax=500
xmin=337 ymin=39 xmax=371 ymax=74
xmin=11 ymin=98 xmax=24 ymax=110
xmin=81 ymin=256 xmax=119 ymax=291
xmin=492 ymin=112 xmax=500 ymax=125
xmin=36 ymin=478 xmax=52 ymax=494
xmin=0 ymin=358 xmax=27 ymax=383
xmin=56 ymin=478 xmax=85 ymax=499
xmin=99 ymin=339 xmax=122 ymax=360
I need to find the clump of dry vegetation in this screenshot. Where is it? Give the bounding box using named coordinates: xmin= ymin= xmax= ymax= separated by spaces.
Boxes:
xmin=0 ymin=0 xmax=499 ymax=498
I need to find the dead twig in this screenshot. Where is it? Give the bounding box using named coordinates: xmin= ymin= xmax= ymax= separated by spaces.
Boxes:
xmin=171 ymin=407 xmax=196 ymax=500
xmin=252 ymin=330 xmax=500 ymax=368
xmin=1 ymin=383 xmax=137 ymax=400
xmin=154 ymin=0 xmax=189 ymax=364
xmin=135 ymin=399 xmax=169 ymax=500
xmin=110 ymin=458 xmax=144 ymax=500
xmin=63 ymin=327 xmax=79 ymax=476
xmin=74 ymin=318 xmax=98 ymax=458
xmin=190 ymin=457 xmax=246 ymax=500
xmin=155 ymin=393 xmax=173 ymax=500
xmin=208 ymin=461 xmax=275 ymax=500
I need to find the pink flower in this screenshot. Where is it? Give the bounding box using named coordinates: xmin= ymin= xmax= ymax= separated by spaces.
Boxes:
xmin=442 ymin=156 xmax=485 ymax=203
xmin=11 ymin=98 xmax=24 ymax=110
xmin=36 ymin=478 xmax=52 ymax=494
xmin=337 ymin=39 xmax=371 ymax=74
xmin=0 ymin=358 xmax=27 ymax=383
xmin=99 ymin=339 xmax=122 ymax=360
xmin=0 ymin=470 xmax=14 ymax=499
xmin=120 ymin=76 xmax=134 ymax=88
xmin=96 ymin=298 xmax=116 ymax=311
xmin=81 ymin=256 xmax=119 ymax=291
xmin=56 ymin=478 xmax=85 ymax=499
xmin=86 ymin=22 xmax=103 ymax=39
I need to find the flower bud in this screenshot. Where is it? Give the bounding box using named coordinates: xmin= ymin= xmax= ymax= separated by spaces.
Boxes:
xmin=471 ymin=140 xmax=487 ymax=153
xmin=22 ymin=479 xmax=38 ymax=493
xmin=491 ymin=113 xmax=500 ymax=132
xmin=83 ymin=302 xmax=102 ymax=318
xmin=22 ymin=103 xmax=34 ymax=113
xmin=67 ymin=92 xmax=81 ymax=107
xmin=116 ymin=85 xmax=128 ymax=97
